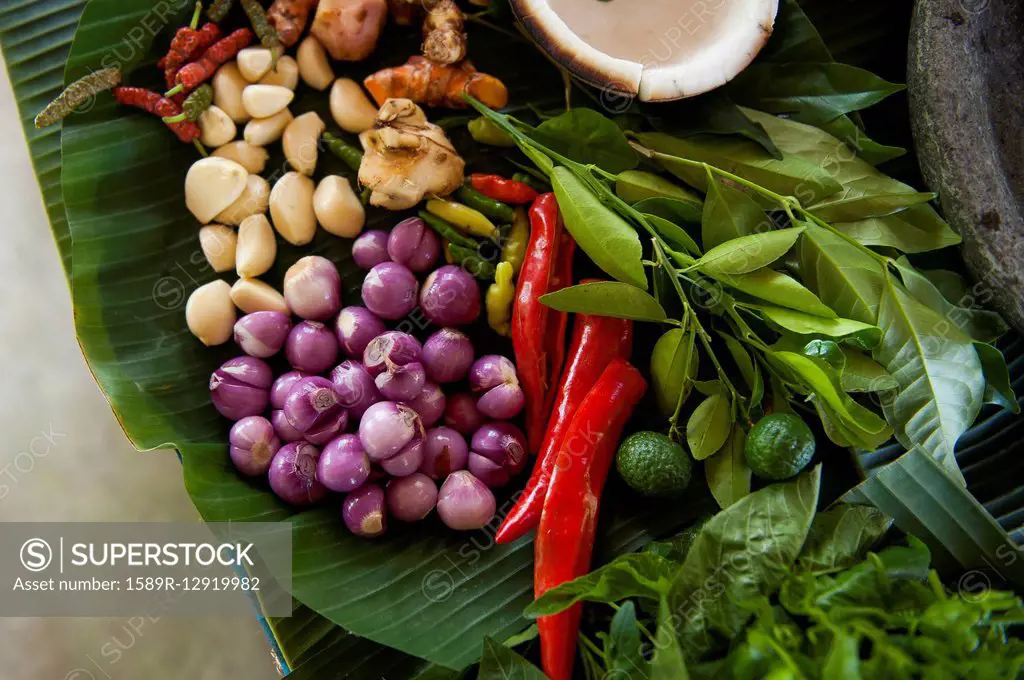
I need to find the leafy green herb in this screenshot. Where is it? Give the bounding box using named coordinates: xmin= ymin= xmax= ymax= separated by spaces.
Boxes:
xmin=975 ymin=341 xmax=1020 ymax=413
xmin=704 ymin=425 xmax=751 ymax=509
xmin=606 ymin=602 xmax=649 ymax=678
xmin=701 ymin=176 xmax=771 ymax=250
xmin=550 ymin=167 xmax=647 ymax=288
xmin=530 ymin=108 xmax=638 ymax=173
xmin=752 ymin=304 xmax=882 ymax=348
xmin=539 ymin=281 xmax=667 ymax=322
xmin=691 ymin=227 xmax=805 ymax=277
xmin=477 ymin=637 xmax=548 ymax=680
xmin=796 ymin=504 xmax=892 ymax=572
xmin=718 ymin=333 xmax=762 ymax=408
xmin=651 ymin=327 xmax=698 ymax=419
xmin=641 ymin=213 xmax=701 ymax=256
xmin=650 ymin=597 xmax=690 ymax=680
xmin=616 ymin=170 xmax=703 ymax=211
xmin=798 ymin=223 xmax=884 ymax=324
xmin=714 ymin=269 xmax=836 ymax=318
xmin=633 ymin=196 xmax=703 ymax=225
xmin=686 ymin=393 xmax=732 ymax=460
xmin=838 ymin=347 xmax=898 ymax=393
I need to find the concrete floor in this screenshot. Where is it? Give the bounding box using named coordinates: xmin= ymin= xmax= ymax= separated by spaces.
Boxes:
xmin=0 ymin=56 xmax=279 ymax=680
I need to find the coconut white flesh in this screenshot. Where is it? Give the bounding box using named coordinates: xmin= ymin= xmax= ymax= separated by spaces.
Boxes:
xmin=512 ymin=0 xmax=777 ymax=102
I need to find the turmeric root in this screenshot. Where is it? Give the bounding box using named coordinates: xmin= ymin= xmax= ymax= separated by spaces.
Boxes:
xmin=422 ymin=0 xmax=467 ymax=65
xmin=267 ymin=0 xmax=319 ymax=47
xmin=364 ymin=57 xmax=508 ymax=109
xmin=358 ymin=98 xmax=465 ymax=210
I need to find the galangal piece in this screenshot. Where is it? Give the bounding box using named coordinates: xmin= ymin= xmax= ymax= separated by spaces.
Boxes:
xmin=364 ymin=56 xmax=508 ymax=109
xmin=311 ymin=0 xmax=388 ymax=61
xmin=267 ymin=0 xmax=319 ymax=46
xmin=422 ymin=0 xmax=467 ymax=65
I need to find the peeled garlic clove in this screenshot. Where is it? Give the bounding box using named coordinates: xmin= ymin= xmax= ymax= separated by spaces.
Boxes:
xmin=185 ymin=157 xmax=248 ymax=224
xmin=259 ymin=55 xmax=299 ymax=90
xmin=213 ymin=62 xmax=250 ymax=124
xmin=283 ymin=111 xmax=326 ymax=175
xmin=242 ymin=84 xmax=295 ymax=119
xmin=237 ymin=214 xmax=278 ymax=278
xmin=270 ymin=171 xmax=317 ymax=245
xmin=237 ymin=47 xmax=274 ymax=82
xmin=199 ymin=224 xmax=237 ymax=273
xmin=244 ymin=109 xmax=293 ymax=146
xmin=198 ymin=105 xmax=237 ymax=147
xmin=212 ymin=141 xmax=270 ymax=174
xmin=330 ymin=78 xmax=378 ymax=134
xmin=231 ymin=278 xmax=290 ymax=315
xmin=297 ymin=36 xmax=334 ymax=91
xmin=313 ymin=175 xmax=366 ymax=238
xmin=216 ymin=174 xmax=270 ymax=226
xmin=186 ymin=280 xmax=236 ymax=346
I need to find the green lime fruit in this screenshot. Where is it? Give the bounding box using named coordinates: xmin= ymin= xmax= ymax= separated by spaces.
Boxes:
xmin=744 ymin=413 xmax=816 ymax=480
xmin=616 ymin=431 xmax=693 ymax=498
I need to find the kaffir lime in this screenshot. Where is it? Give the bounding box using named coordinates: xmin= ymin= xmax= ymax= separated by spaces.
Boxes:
xmin=616 ymin=431 xmax=692 ymax=498
xmin=744 ymin=413 xmax=816 ymax=481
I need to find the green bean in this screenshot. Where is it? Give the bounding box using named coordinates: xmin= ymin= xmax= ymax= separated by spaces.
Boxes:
xmin=322 ymin=132 xmax=363 ymax=172
xmin=419 ymin=211 xmax=478 ymax=250
xmin=448 ymin=244 xmax=497 ymax=280
xmin=458 ymin=184 xmax=515 ymax=223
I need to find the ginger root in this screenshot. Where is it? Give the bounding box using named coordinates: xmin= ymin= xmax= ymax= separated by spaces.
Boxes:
xmin=364 ymin=56 xmax=508 ymax=109
xmin=311 ymin=0 xmax=387 ymax=61
xmin=422 ymin=0 xmax=467 ymax=65
xmin=358 ymin=98 xmax=465 ymax=210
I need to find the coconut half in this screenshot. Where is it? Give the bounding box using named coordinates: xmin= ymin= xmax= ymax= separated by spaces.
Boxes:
xmin=512 ymin=0 xmax=778 ymax=102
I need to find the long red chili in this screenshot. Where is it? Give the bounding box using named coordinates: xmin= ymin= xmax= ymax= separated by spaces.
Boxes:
xmin=469 ymin=173 xmax=539 ymax=204
xmin=512 ymin=193 xmax=562 ymax=453
xmin=170 ymin=28 xmax=254 ymax=94
xmin=164 ymin=23 xmax=223 ymax=90
xmin=541 ymin=229 xmax=574 ymax=420
xmin=112 ymin=87 xmax=200 ymax=143
xmin=535 ymin=359 xmax=647 ymax=680
xmin=495 ymin=310 xmax=633 ymax=545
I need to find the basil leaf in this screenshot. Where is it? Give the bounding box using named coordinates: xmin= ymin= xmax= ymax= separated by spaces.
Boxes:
xmin=799 ymin=224 xmax=884 ymax=324
xmin=701 ymin=177 xmax=772 ymax=250
xmin=715 ymin=269 xmax=836 ymax=318
xmin=477 ymin=637 xmax=547 ymax=680
xmin=668 ymin=466 xmax=821 ymax=660
xmin=524 ymin=553 xmax=677 ymax=617
xmin=796 ymin=504 xmax=892 ymax=573
xmin=686 ymin=393 xmax=732 ymax=461
xmin=975 ymin=341 xmax=1020 ymax=413
xmin=753 ymin=304 xmax=882 ymax=349
xmin=616 ymin=170 xmax=702 ymax=211
xmin=607 ymin=602 xmax=649 ymax=679
xmin=840 ymin=348 xmax=898 ymax=393
xmin=530 ymin=108 xmax=638 ymax=173
xmin=633 ymin=132 xmax=842 ymax=202
xmin=895 ymin=257 xmax=1008 ymax=343
xmin=540 ymin=281 xmax=666 ymax=322
xmin=550 ymin=167 xmax=647 ymax=288
xmin=692 ymin=227 xmax=805 ymax=277
xmin=872 ymin=280 xmax=985 ymax=485
xmin=704 ymin=425 xmax=751 ymax=509
xmin=650 ymin=597 xmax=690 ymax=680
xmin=641 ymin=213 xmax=701 ymax=256
xmin=651 ymin=328 xmax=698 ymax=418
xmin=730 ymin=62 xmax=904 ymax=123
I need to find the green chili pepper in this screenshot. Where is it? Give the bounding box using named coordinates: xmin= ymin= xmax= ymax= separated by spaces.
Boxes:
xmin=501 ymin=207 xmax=530 ymax=275
xmin=35 ymin=67 xmax=121 ymax=128
xmin=448 ymin=243 xmax=497 ymax=280
xmin=419 ymin=211 xmax=479 ymax=250
xmin=240 ymin=0 xmax=283 ymax=63
xmin=207 ymin=0 xmax=234 ymax=22
xmin=162 ymin=84 xmax=213 ymax=123
xmin=458 ymin=184 xmax=516 ymax=223
xmin=468 ymin=116 xmax=516 ymax=147
xmin=322 ymin=132 xmax=363 ymax=172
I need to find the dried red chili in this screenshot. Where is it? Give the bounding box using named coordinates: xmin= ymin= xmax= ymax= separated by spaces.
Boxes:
xmin=535 ymin=358 xmax=647 ymax=680
xmin=469 ymin=173 xmax=538 ymax=204
xmin=495 ymin=309 xmax=633 ymax=544
xmin=112 ymin=87 xmax=200 ymax=144
xmin=167 ymin=28 xmax=254 ymax=95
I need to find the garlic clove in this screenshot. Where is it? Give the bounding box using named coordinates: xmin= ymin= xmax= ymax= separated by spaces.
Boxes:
xmin=313 ymin=175 xmax=366 ymax=238
xmin=185 ymin=157 xmax=249 ymax=224
xmin=236 ymin=214 xmax=278 ymax=278
xmin=242 ymin=84 xmax=295 ymax=119
xmin=199 ymin=224 xmax=238 ymax=273
xmin=186 ymin=280 xmax=236 ymax=346
xmin=213 ymin=62 xmax=250 ymax=124
xmin=296 ymin=36 xmax=334 ymax=91
xmin=212 ymin=141 xmax=270 ymax=174
xmin=258 ymin=55 xmax=299 ymax=90
xmin=231 ymin=278 xmax=290 ymax=315
xmin=329 ymin=78 xmax=379 ymax=134
xmin=237 ymin=47 xmax=274 ymax=82
xmin=269 ymin=171 xmax=317 ymax=245
xmin=244 ymin=108 xmax=293 ymax=146
xmin=198 ymin=105 xmax=238 ymax=148
xmin=216 ymin=174 xmax=271 ymax=226
xmin=283 ymin=111 xmax=326 ymax=176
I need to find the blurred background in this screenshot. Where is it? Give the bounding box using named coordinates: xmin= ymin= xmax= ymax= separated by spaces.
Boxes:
xmin=0 ymin=52 xmax=278 ymax=680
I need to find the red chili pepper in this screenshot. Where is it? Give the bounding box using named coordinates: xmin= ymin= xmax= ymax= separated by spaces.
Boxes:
xmin=541 ymin=229 xmax=574 ymax=419
xmin=112 ymin=87 xmax=200 ymax=143
xmin=495 ymin=309 xmax=633 ymax=545
xmin=535 ymin=358 xmax=647 ymax=680
xmin=513 ymin=193 xmax=562 ymax=453
xmin=170 ymin=28 xmax=254 ymax=95
xmin=469 ymin=173 xmax=539 ymax=204
xmin=164 ymin=23 xmax=223 ymax=87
